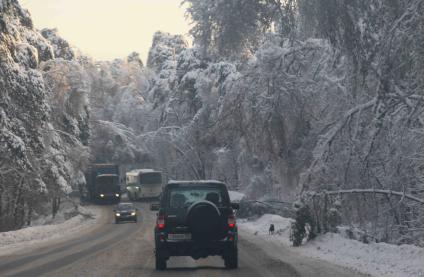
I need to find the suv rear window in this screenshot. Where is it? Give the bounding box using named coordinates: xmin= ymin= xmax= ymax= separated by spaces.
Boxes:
xmin=168 ymin=186 xmax=225 ymax=208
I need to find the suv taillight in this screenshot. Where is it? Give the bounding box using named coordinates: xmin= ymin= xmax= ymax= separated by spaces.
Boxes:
xmin=157 ymin=214 xmax=165 ymax=230
xmin=228 ymin=214 xmax=236 ymax=229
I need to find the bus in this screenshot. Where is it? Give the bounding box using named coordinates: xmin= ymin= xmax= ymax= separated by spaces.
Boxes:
xmin=126 ymin=169 xmax=164 ymax=200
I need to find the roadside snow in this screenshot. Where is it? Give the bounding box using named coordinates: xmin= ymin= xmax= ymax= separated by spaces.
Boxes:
xmin=240 ymin=214 xmax=424 ymax=277
xmin=0 ymin=205 xmax=103 ymax=256
xmin=229 ymin=190 xmax=246 ymax=202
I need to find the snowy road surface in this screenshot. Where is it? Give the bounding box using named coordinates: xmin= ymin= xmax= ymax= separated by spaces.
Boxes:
xmin=0 ymin=203 xmax=366 ymax=277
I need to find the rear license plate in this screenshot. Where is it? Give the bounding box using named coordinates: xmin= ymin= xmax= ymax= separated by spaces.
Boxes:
xmin=168 ymin=233 xmax=191 ymax=240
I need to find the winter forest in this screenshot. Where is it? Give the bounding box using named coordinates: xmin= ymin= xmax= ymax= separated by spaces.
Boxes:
xmin=1 ymin=0 xmax=424 ymax=246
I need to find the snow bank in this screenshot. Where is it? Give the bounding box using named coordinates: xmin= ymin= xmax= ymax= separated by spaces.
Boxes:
xmin=240 ymin=214 xmax=424 ymax=277
xmin=0 ymin=205 xmax=103 ymax=256
xmin=228 ymin=190 xmax=246 ymax=202
xmin=300 ymin=233 xmax=424 ymax=277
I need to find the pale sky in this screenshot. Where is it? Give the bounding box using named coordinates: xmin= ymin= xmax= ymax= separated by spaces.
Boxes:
xmin=20 ymin=0 xmax=191 ymax=63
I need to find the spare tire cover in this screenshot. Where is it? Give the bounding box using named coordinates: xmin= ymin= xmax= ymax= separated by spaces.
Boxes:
xmin=186 ymin=201 xmax=224 ymax=241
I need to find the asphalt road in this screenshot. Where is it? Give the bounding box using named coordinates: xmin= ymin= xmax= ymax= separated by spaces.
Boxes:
xmin=0 ymin=202 xmax=367 ymax=277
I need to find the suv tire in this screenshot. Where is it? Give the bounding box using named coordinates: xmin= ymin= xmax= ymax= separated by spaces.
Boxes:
xmin=155 ymin=254 xmax=167 ymax=270
xmin=224 ymin=248 xmax=238 ymax=269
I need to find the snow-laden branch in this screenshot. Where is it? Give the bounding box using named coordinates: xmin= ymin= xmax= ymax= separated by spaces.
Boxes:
xmin=300 ymin=98 xmax=377 ymax=191
xmin=136 ymin=126 xmax=182 ymax=139
xmin=142 ymin=129 xmax=203 ymax=180
xmin=314 ymin=98 xmax=377 ymax=159
xmin=307 ymin=189 xmax=424 ymax=205
xmin=91 ymin=119 xmax=137 ymax=143
xmin=387 ymin=94 xmax=424 ymax=102
xmin=385 ymin=92 xmax=424 ymax=125
xmin=385 ymin=0 xmax=423 ymax=36
xmin=242 ymin=200 xmax=294 ymax=212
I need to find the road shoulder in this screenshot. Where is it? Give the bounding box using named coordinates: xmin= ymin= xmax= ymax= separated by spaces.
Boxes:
xmin=0 ymin=205 xmax=106 ymax=257
xmin=239 ymin=227 xmax=370 ymax=277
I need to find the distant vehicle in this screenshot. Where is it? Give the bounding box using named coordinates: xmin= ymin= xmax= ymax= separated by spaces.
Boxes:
xmin=114 ymin=202 xmax=137 ymax=224
xmin=126 ymin=169 xmax=164 ymax=200
xmin=84 ymin=164 xmax=122 ymax=203
xmin=151 ymin=180 xmax=239 ymax=270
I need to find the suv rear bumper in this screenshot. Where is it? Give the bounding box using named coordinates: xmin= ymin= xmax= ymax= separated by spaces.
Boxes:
xmin=155 ymin=233 xmax=237 ymax=259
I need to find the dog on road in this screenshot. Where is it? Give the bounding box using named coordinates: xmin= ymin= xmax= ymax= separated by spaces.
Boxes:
xmin=269 ymin=224 xmax=275 ymax=235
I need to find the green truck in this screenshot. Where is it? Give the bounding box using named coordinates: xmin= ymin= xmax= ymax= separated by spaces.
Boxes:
xmin=84 ymin=164 xmax=122 ymax=203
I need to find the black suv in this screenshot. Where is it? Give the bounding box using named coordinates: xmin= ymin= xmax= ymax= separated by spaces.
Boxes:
xmin=151 ymin=181 xmax=239 ymax=270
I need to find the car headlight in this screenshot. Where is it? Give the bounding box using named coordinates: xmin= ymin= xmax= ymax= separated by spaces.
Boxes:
xmin=115 ymin=194 xmax=120 ymax=197
xmin=100 ymin=194 xmax=104 ymax=198
xmin=135 ymin=186 xmax=139 ymax=190
xmin=116 ymin=213 xmax=121 ymax=216
xmin=131 ymin=212 xmax=136 ymax=216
